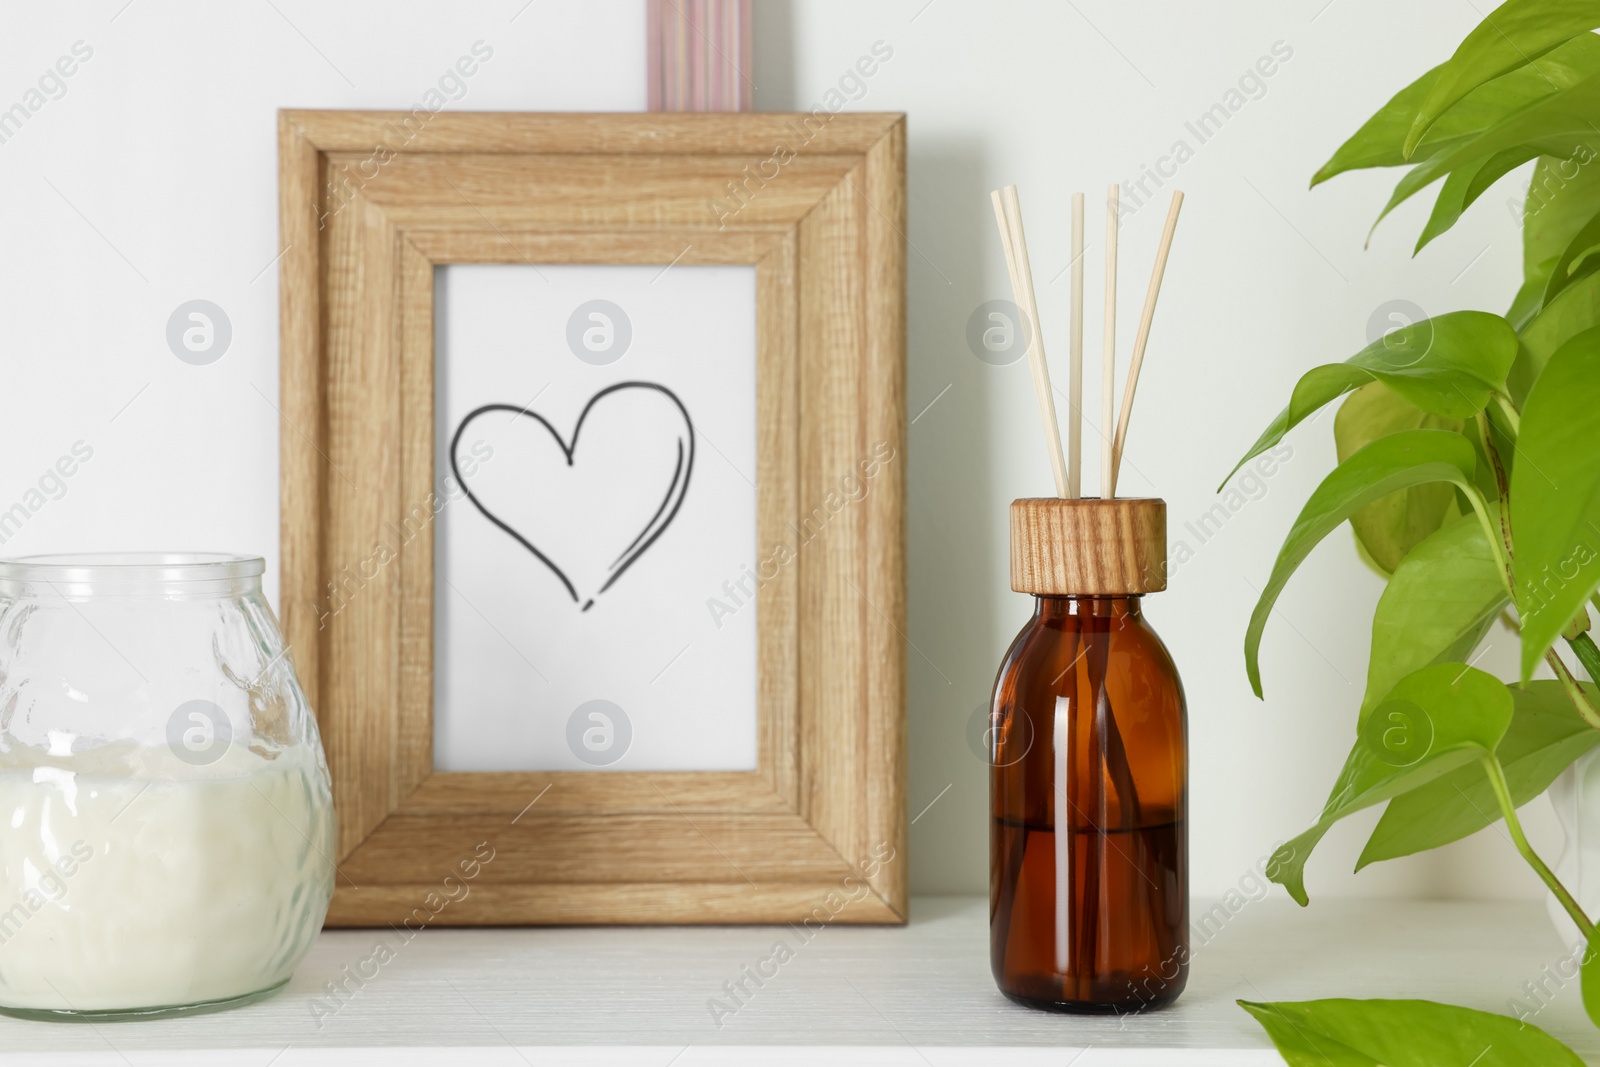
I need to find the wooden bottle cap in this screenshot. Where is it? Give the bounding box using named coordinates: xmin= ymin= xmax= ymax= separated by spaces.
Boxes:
xmin=1010 ymin=498 xmax=1167 ymax=595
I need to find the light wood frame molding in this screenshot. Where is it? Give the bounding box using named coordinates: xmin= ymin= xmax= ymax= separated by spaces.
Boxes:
xmin=277 ymin=111 xmax=907 ymax=925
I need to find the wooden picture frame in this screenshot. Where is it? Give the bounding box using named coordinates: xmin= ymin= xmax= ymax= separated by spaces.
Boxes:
xmin=276 ymin=111 xmax=907 ymax=925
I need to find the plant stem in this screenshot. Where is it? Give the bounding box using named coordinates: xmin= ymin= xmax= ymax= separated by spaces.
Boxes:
xmin=1474 ymin=411 xmax=1516 ymax=568
xmin=1548 ymin=647 xmax=1600 ymax=729
xmin=1571 ymin=631 xmax=1600 ymax=683
xmin=1461 ymin=484 xmax=1514 ymax=599
xmin=1492 ymin=392 xmax=1522 ymax=437
xmin=1482 ymin=753 xmax=1595 ymax=940
xmin=1475 ymin=410 xmax=1511 ymax=502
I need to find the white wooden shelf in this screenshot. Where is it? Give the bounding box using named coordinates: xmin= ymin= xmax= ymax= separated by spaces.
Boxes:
xmin=0 ymin=896 xmax=1592 ymax=1065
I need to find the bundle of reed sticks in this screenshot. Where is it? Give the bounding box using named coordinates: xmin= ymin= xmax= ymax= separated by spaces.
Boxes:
xmin=989 ymin=185 xmax=1183 ymax=499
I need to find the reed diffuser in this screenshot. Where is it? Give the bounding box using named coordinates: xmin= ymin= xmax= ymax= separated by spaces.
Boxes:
xmin=988 ymin=184 xmax=1189 ymax=1013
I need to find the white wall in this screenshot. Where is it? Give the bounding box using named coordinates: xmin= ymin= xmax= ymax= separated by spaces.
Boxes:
xmin=0 ymin=1 xmax=1555 ymax=902
xmin=0 ymin=0 xmax=644 ymax=596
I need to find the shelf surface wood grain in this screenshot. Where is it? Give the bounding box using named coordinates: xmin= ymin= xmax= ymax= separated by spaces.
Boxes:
xmin=0 ymin=898 xmax=1589 ymax=1064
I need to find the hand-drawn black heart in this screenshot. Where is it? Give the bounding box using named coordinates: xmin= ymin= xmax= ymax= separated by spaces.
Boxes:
xmin=450 ymin=382 xmax=694 ymax=610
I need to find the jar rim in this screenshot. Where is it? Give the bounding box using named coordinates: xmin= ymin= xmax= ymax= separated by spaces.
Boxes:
xmin=0 ymin=552 xmax=265 ymax=584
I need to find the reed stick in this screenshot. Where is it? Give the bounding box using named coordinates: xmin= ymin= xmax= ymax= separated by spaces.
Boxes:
xmin=1110 ymin=190 xmax=1184 ymax=489
xmin=1101 ymin=185 xmax=1119 ymax=499
xmin=991 ymin=187 xmax=1070 ymax=498
xmin=1068 ymin=192 xmax=1085 ymax=500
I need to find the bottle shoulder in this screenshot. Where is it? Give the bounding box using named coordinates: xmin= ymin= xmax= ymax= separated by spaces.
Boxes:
xmin=995 ymin=609 xmax=1186 ymax=710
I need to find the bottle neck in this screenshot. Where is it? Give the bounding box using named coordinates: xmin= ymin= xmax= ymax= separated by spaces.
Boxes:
xmin=1032 ymin=594 xmax=1143 ymax=622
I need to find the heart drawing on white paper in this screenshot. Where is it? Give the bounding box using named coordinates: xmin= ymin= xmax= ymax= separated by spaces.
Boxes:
xmin=450 ymin=381 xmax=695 ymax=609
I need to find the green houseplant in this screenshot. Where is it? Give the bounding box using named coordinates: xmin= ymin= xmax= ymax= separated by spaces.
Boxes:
xmin=1231 ymin=1 xmax=1600 ymax=1061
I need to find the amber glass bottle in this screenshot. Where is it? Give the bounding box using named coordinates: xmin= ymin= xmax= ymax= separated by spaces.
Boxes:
xmin=990 ymin=498 xmax=1188 ymax=1013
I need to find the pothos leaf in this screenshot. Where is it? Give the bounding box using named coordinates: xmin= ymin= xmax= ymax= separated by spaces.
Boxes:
xmin=1266 ymin=665 xmax=1512 ymax=905
xmin=1246 ymin=431 xmax=1481 ymax=698
xmin=1516 ymin=266 xmax=1600 ymax=404
xmin=1544 ymin=202 xmax=1600 ymax=305
xmin=1413 ymin=147 xmax=1539 ymax=253
xmin=1314 ymin=67 xmax=1444 ymax=188
xmin=1512 ymin=326 xmax=1600 ymax=681
xmin=1511 ymin=151 xmax=1600 ymax=329
xmin=1403 ymin=0 xmax=1600 ymax=158
xmin=1373 ymin=71 xmax=1600 ymax=241
xmin=1223 ymin=312 xmax=1515 ymax=488
xmin=1360 ymin=681 xmax=1600 ymax=867
xmin=1358 ymin=513 xmax=1507 ymax=722
xmin=1239 ymin=997 xmax=1584 ymax=1066
xmin=1333 ymin=383 xmax=1464 ymax=574
xmin=1314 ymin=32 xmax=1600 ymax=187
xmin=1583 ymin=924 xmax=1600 ymax=1030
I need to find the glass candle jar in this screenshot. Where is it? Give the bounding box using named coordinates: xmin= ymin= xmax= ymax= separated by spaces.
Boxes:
xmin=990 ymin=499 xmax=1188 ymax=1013
xmin=0 ymin=554 xmax=335 ymax=1019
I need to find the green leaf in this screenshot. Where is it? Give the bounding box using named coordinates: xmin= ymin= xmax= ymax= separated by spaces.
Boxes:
xmin=1554 ymin=247 xmax=1600 ymax=306
xmin=1545 ymin=203 xmax=1600 ymax=304
xmin=1334 ymin=383 xmax=1464 ymax=574
xmin=1314 ymin=32 xmax=1600 ymax=187
xmin=1360 ymin=681 xmax=1600 ymax=866
xmin=1359 ymin=514 xmax=1508 ymax=722
xmin=1583 ymin=924 xmax=1600 ymax=1029
xmin=1267 ymin=665 xmax=1513 ymax=904
xmin=1374 ymin=71 xmax=1600 ymax=240
xmin=1223 ymin=312 xmax=1515 ymax=487
xmin=1414 ymin=147 xmax=1538 ymax=252
xmin=1239 ymin=997 xmax=1584 ymax=1066
xmin=1367 ymin=152 xmax=1458 ymax=240
xmin=1513 ymin=327 xmax=1600 ymax=681
xmin=1428 ymin=70 xmax=1600 ymax=170
xmin=1404 ymin=0 xmax=1600 ymax=158
xmin=1246 ymin=431 xmax=1480 ymax=697
xmin=1511 ymin=153 xmax=1600 ymax=329
xmin=1460 ymin=404 xmax=1507 ymax=503
xmin=1517 ymin=267 xmax=1600 ymax=404
xmin=1509 ymin=273 xmax=1545 ymax=334
xmin=1314 ymin=68 xmax=1444 ymax=187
